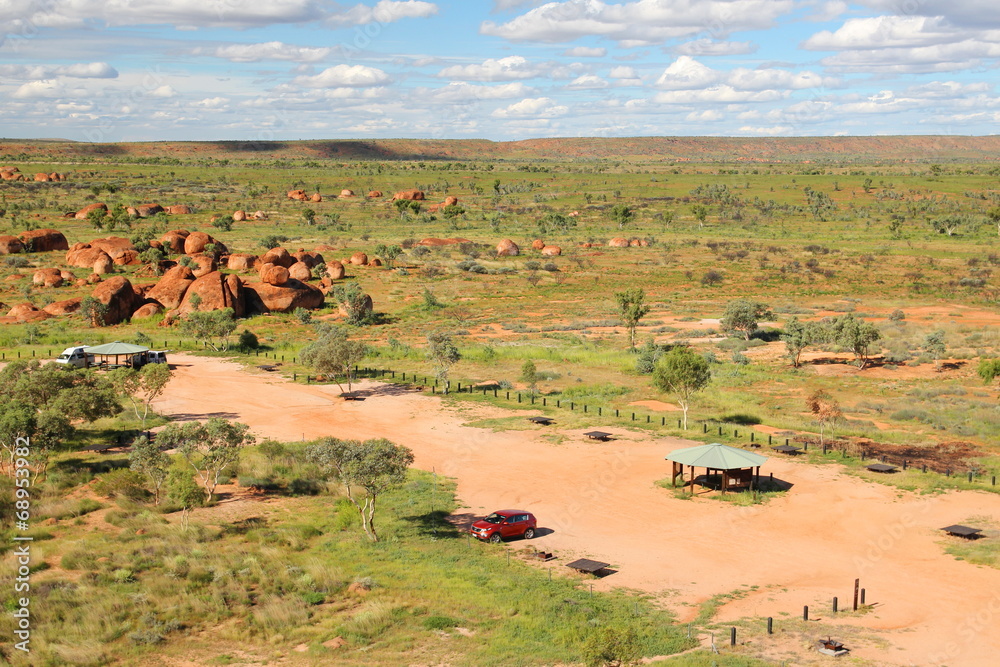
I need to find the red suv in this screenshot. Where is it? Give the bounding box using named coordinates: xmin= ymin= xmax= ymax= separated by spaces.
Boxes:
xmin=470 ymin=510 xmax=537 ymax=543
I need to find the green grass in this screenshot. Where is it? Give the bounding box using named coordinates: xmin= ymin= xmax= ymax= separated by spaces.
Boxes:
xmin=0 ymin=448 xmax=696 ymax=666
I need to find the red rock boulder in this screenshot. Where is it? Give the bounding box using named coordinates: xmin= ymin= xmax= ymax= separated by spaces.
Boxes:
xmin=541 ymin=245 xmax=562 ymax=256
xmin=93 ymin=253 xmax=115 ymax=275
xmin=160 ymin=230 xmax=190 ymax=253
xmin=326 ymin=260 xmax=346 ymax=280
xmin=136 ymin=204 xmax=164 ymax=217
xmin=368 ymin=258 xmax=382 ymax=267
xmin=260 ymin=264 xmax=290 ymax=286
xmin=444 ymin=196 xmax=458 ymax=206
xmin=33 ymin=268 xmax=63 ymax=288
xmin=292 ymin=250 xmax=325 ymax=268
xmin=367 ymin=191 xmax=382 ymax=198
xmin=34 ymin=173 xmax=50 ymax=182
xmin=19 ymin=229 xmax=69 ymax=252
xmin=260 ymin=247 xmax=295 ymax=268
xmin=608 ymin=238 xmax=629 ymax=248
xmin=338 ymin=189 xmax=353 ymax=198
xmin=287 ymin=189 xmax=307 ymax=201
xmin=348 ymin=252 xmax=368 ymax=266
xmin=75 ymin=203 xmax=108 ymax=220
xmin=233 ymin=210 xmax=247 ymax=222
xmin=92 ymin=276 xmax=140 ymax=325
xmin=244 ymin=281 xmax=324 ymax=314
xmin=392 ymin=189 xmax=425 ymax=201
xmin=0 ymin=236 xmax=23 ymax=254
xmin=167 ymin=205 xmax=192 ymax=215
xmin=531 ymin=239 xmax=545 ymax=250
xmin=183 ymin=231 xmax=218 ymax=255
xmin=496 ymin=239 xmax=519 ymax=257
xmin=288 ymin=262 xmax=313 ymax=282
xmin=178 ymin=271 xmax=245 ymax=317
xmin=311 ymin=193 xmax=323 ymax=202
xmin=227 ymin=254 xmax=257 ymax=271
xmin=6 ymin=303 xmax=50 ymax=322
xmin=132 ymin=302 xmax=163 ymax=319
xmin=43 ymin=298 xmax=82 ymax=316
xmin=252 ymin=210 xmax=268 ymax=220
xmin=146 ymin=266 xmax=195 ymax=310
xmin=188 ymin=253 xmax=217 ymax=278
xmin=89 ymin=237 xmax=140 ymax=265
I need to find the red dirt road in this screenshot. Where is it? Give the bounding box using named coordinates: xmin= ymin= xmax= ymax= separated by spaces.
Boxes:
xmin=155 ymin=354 xmax=1000 ymax=666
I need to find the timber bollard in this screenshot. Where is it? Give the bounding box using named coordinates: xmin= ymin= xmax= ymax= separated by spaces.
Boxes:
xmin=598 ymin=407 xmax=602 ymax=416
xmin=803 ymin=605 xmax=809 ymax=621
xmin=767 ymin=617 xmax=773 ymax=635
xmin=968 ymin=472 xmax=974 ymax=482
xmin=631 ymin=412 xmax=635 ymax=421
xmin=517 ymin=393 xmax=521 ymax=403
xmin=543 ymin=398 xmax=546 ymax=406
xmin=854 ymin=578 xmax=860 ymax=611
xmin=768 ymin=434 xmax=772 ymax=445
xmin=730 ymin=627 xmax=736 ymax=647
xmin=861 ymin=589 xmax=866 ymax=605
xmin=832 ymin=597 xmax=838 ymax=613
xmin=704 ymin=423 xmax=708 ymax=433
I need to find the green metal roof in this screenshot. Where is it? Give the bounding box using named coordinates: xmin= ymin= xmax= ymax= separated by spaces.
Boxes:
xmin=84 ymin=341 xmax=150 ymax=355
xmin=666 ymin=442 xmax=768 ymax=470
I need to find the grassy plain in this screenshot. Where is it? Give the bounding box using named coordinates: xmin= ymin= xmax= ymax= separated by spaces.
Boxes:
xmin=2 ymin=138 xmax=1000 ymax=664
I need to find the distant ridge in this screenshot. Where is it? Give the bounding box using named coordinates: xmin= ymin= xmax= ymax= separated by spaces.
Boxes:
xmin=1 ymin=136 xmax=998 ymax=163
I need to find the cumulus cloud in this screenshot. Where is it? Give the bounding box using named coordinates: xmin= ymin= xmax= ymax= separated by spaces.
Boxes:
xmin=655 ymin=56 xmax=721 ymax=90
xmin=481 ymin=0 xmax=795 ymax=45
xmin=858 ymin=0 xmax=1000 ymax=29
xmin=149 ymin=85 xmax=177 ymax=98
xmin=0 ymin=62 xmax=117 ymax=79
xmin=803 ymin=14 xmax=1000 ymax=73
xmin=565 ymin=74 xmax=609 ymax=89
xmin=1 ymin=0 xmax=326 ymax=31
xmin=654 ymin=85 xmax=787 ymax=104
xmin=429 ymin=81 xmax=536 ymax=101
xmin=492 ymin=96 xmax=569 ymax=118
xmin=737 ymin=125 xmax=795 ymax=135
xmin=327 ymin=0 xmax=438 ymax=26
xmin=686 ymin=109 xmax=724 ymax=121
xmin=199 ymin=41 xmax=331 ymax=63
xmin=292 ymin=64 xmax=391 ymax=87
xmin=727 ymin=67 xmax=835 ymax=91
xmin=672 ymin=39 xmax=757 ymax=56
xmin=564 ymin=46 xmax=607 ymax=57
xmin=437 ymin=55 xmax=545 ymax=81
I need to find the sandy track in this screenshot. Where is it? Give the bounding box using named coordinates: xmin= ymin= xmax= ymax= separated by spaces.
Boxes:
xmin=155 ymin=354 xmax=1000 ymax=666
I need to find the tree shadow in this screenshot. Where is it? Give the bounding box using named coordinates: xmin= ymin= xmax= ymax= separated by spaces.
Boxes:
xmin=165 ymin=411 xmax=240 ymax=422
xmin=403 ymin=509 xmax=464 ymax=538
xmin=53 ymin=456 xmax=128 ymax=476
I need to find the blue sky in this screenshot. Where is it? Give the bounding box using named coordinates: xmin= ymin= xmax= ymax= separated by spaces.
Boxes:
xmin=1 ymin=0 xmax=997 ymax=141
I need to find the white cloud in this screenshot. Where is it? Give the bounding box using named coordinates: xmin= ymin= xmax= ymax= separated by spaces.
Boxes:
xmin=672 ymin=39 xmax=758 ymax=56
xmin=201 ymin=41 xmax=331 ymax=63
xmin=149 ymin=85 xmax=177 ymax=98
xmin=292 ymin=64 xmax=391 ymax=87
xmin=807 ymin=0 xmax=848 ymax=22
xmin=0 ymin=62 xmax=117 ymax=79
xmin=481 ymin=0 xmax=795 ymax=45
xmin=194 ymin=97 xmax=229 ymax=108
xmin=565 ymin=74 xmax=609 ymax=89
xmin=1 ymin=0 xmax=326 ymax=32
xmin=835 ymin=90 xmax=926 ymax=114
xmin=564 ymin=46 xmax=607 ymax=57
xmin=737 ymin=125 xmax=795 ymax=135
xmin=327 ymin=0 xmax=438 ymax=26
xmin=437 ymin=55 xmax=544 ymax=81
xmin=804 ymin=16 xmax=958 ymax=50
xmin=654 ymin=85 xmax=787 ymax=104
xmin=726 ymin=67 xmax=835 ymax=91
xmin=858 ymin=0 xmax=1000 ymax=29
xmin=655 ymin=56 xmax=721 ymax=90
xmin=492 ymin=97 xmax=569 ymax=118
xmin=903 ymin=81 xmax=992 ymax=98
xmin=686 ymin=109 xmax=723 ymax=121
xmin=429 ymin=81 xmax=536 ymax=101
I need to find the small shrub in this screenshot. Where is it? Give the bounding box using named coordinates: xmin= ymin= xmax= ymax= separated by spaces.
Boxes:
xmin=423 ymin=615 xmax=460 ymax=630
xmin=92 ymin=469 xmax=149 ymax=502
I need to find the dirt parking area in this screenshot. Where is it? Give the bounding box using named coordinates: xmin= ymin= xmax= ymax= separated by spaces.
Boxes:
xmin=155 ymin=353 xmax=1000 ymax=666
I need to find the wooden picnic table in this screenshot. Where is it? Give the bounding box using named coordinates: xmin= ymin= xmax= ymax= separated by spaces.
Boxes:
xmin=528 ymin=416 xmax=554 ymax=425
xmin=257 ymin=364 xmax=279 ymax=372
xmin=866 ymin=463 xmax=898 ymax=473
xmin=583 ymin=431 xmax=613 ymax=441
xmin=771 ymin=444 xmax=802 ymax=455
xmin=566 ymin=558 xmax=610 ymax=575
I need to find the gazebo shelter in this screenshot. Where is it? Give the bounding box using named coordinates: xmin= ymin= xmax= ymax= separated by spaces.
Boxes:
xmin=84 ymin=341 xmax=150 ymax=369
xmin=666 ymin=443 xmax=768 ymax=495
